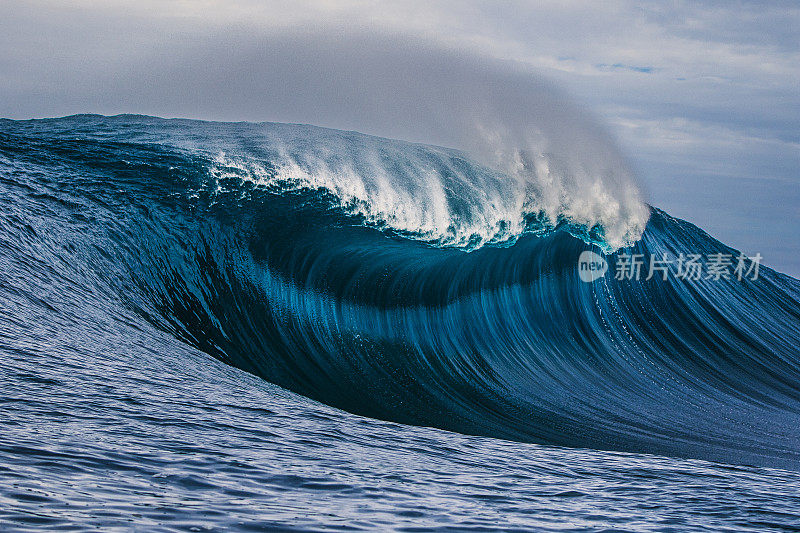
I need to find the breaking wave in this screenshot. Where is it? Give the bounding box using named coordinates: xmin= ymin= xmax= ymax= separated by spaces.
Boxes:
xmin=1 ymin=114 xmax=799 ymax=468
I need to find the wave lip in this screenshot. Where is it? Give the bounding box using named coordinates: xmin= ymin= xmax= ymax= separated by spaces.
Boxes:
xmin=202 ymin=121 xmax=648 ymax=252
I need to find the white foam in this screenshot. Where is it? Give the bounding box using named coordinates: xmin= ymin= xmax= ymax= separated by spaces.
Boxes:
xmin=206 ymin=123 xmax=649 ymax=251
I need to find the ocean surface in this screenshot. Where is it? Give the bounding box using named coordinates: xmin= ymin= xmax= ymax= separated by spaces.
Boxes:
xmin=1 ymin=115 xmax=799 ymax=531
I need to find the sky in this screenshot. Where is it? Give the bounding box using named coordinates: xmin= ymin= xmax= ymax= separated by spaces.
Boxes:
xmin=1 ymin=0 xmax=798 ymax=276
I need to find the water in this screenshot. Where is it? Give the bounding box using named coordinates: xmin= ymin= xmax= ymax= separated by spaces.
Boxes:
xmin=1 ymin=115 xmax=799 ymax=531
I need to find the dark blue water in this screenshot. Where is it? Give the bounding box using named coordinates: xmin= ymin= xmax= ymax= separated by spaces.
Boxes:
xmin=1 ymin=115 xmax=799 ymax=531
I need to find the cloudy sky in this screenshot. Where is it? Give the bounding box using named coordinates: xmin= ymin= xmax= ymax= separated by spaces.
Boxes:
xmin=2 ymin=0 xmax=798 ymax=275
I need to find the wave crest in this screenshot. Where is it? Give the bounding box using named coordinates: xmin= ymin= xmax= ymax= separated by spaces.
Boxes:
xmin=205 ymin=123 xmax=649 ymax=251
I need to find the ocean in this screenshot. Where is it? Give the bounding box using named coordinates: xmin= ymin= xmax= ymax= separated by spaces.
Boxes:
xmin=1 ymin=115 xmax=799 ymax=531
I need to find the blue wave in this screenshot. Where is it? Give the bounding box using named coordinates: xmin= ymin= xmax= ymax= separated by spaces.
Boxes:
xmin=2 ymin=114 xmax=799 ymax=468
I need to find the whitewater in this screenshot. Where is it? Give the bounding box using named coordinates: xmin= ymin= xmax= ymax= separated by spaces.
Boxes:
xmin=1 ymin=115 xmax=800 ymax=531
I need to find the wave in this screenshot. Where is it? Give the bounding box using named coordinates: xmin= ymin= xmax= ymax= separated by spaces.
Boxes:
xmin=2 ymin=115 xmax=799 ymax=468
xmin=185 ymin=118 xmax=650 ymax=252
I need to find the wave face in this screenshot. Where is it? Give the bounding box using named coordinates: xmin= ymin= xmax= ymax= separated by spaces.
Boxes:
xmin=2 ymin=115 xmax=800 ymax=471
